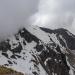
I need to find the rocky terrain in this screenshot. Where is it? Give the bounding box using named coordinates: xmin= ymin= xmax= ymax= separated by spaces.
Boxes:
xmin=0 ymin=25 xmax=75 ymax=75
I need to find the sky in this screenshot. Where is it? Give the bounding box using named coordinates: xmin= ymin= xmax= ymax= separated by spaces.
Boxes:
xmin=0 ymin=0 xmax=39 ymax=39
xmin=0 ymin=0 xmax=75 ymax=40
xmin=32 ymin=0 xmax=75 ymax=34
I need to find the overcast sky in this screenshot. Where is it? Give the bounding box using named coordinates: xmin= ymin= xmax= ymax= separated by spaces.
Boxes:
xmin=0 ymin=0 xmax=39 ymax=39
xmin=0 ymin=0 xmax=75 ymax=40
xmin=33 ymin=0 xmax=75 ymax=34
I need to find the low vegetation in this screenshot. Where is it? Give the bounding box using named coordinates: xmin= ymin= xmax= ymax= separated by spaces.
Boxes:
xmin=0 ymin=66 xmax=24 ymax=75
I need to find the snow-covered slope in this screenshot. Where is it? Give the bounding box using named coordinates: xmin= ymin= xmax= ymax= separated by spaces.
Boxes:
xmin=0 ymin=25 xmax=75 ymax=75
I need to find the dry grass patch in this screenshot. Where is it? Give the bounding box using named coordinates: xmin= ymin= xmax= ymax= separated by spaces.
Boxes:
xmin=0 ymin=66 xmax=24 ymax=75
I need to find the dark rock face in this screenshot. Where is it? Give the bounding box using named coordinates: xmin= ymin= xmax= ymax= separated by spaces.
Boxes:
xmin=36 ymin=44 xmax=70 ymax=75
xmin=18 ymin=28 xmax=39 ymax=43
xmin=0 ymin=41 xmax=11 ymax=52
xmin=0 ymin=27 xmax=75 ymax=75
xmin=11 ymin=42 xmax=22 ymax=54
xmin=41 ymin=27 xmax=75 ymax=50
xmin=2 ymin=53 xmax=9 ymax=58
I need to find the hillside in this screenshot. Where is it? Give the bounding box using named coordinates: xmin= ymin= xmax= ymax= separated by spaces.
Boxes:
xmin=0 ymin=25 xmax=75 ymax=75
xmin=0 ymin=66 xmax=23 ymax=75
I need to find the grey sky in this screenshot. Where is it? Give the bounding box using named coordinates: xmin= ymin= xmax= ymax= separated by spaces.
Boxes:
xmin=0 ymin=0 xmax=75 ymax=40
xmin=0 ymin=0 xmax=39 ymax=39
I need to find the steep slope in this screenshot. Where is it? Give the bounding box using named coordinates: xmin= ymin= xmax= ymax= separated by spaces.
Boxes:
xmin=0 ymin=25 xmax=75 ymax=75
xmin=0 ymin=66 xmax=23 ymax=75
xmin=41 ymin=28 xmax=75 ymax=50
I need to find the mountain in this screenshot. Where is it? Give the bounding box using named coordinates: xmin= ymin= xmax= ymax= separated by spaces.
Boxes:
xmin=0 ymin=25 xmax=75 ymax=75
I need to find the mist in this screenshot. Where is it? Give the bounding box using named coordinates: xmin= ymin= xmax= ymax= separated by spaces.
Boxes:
xmin=32 ymin=0 xmax=75 ymax=34
xmin=0 ymin=0 xmax=39 ymax=40
xmin=1 ymin=0 xmax=75 ymax=40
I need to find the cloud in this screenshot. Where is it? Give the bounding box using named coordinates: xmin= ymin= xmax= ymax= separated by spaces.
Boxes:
xmin=32 ymin=0 xmax=75 ymax=34
xmin=1 ymin=0 xmax=75 ymax=39
xmin=0 ymin=0 xmax=39 ymax=40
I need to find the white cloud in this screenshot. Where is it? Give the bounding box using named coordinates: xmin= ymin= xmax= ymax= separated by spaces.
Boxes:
xmin=0 ymin=0 xmax=39 ymax=40
xmin=1 ymin=0 xmax=75 ymax=39
xmin=32 ymin=0 xmax=75 ymax=34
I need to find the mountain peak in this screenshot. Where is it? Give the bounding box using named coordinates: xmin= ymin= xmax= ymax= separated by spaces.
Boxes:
xmin=0 ymin=26 xmax=75 ymax=75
